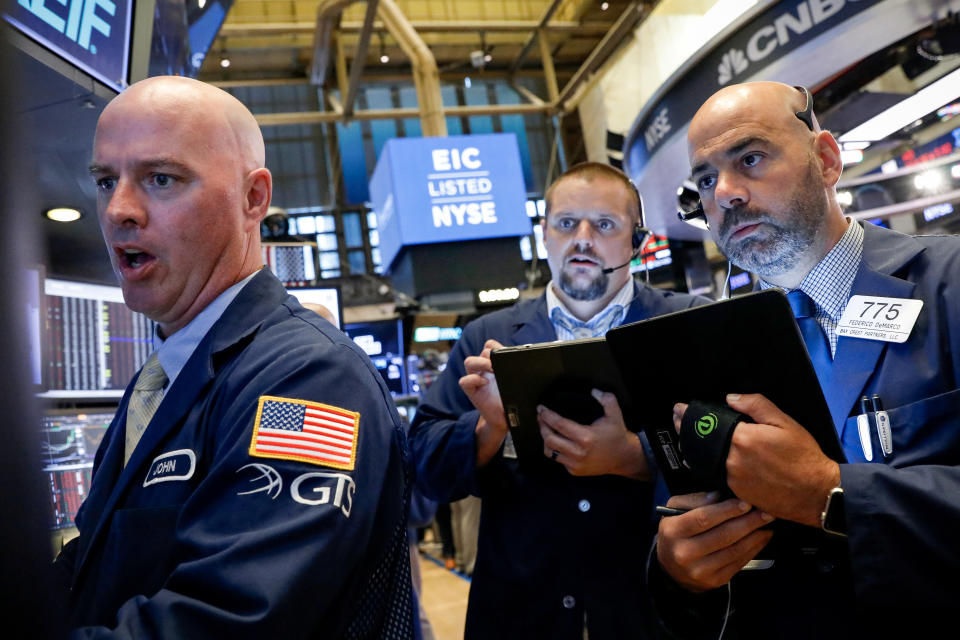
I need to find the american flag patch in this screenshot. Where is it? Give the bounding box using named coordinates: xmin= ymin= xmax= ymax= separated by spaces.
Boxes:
xmin=249 ymin=396 xmax=359 ymax=470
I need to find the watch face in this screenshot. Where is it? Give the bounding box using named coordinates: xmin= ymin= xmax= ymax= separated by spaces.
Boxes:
xmin=822 ymin=488 xmax=847 ymax=536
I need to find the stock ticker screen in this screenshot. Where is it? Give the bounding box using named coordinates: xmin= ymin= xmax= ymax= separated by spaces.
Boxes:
xmin=41 ymin=410 xmax=115 ymax=529
xmin=44 ymin=279 xmax=154 ymax=394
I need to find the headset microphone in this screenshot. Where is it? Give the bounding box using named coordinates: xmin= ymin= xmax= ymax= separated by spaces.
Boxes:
xmin=601 ymin=224 xmax=651 ymax=274
xmin=601 ymin=251 xmax=640 ymax=274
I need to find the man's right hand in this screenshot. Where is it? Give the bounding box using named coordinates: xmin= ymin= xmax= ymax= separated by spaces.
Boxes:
xmin=459 ymin=339 xmax=508 ymax=467
xmin=657 ymin=492 xmax=774 ymax=593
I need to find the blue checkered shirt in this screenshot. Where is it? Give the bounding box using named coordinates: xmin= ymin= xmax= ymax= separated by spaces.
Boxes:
xmin=760 ymin=220 xmax=864 ymax=358
xmin=546 ymin=279 xmax=634 ymax=341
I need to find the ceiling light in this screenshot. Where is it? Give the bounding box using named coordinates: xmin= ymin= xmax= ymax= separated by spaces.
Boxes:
xmin=198 ymin=0 xmax=205 ymax=7
xmin=377 ymin=33 xmax=389 ymax=65
xmin=952 ymin=163 xmax=960 ymax=179
xmin=464 ymin=77 xmax=472 ymax=88
xmin=220 ymin=58 xmax=230 ymax=68
xmin=484 ymin=53 xmax=492 ymax=63
xmin=842 ymin=141 xmax=870 ymax=151
xmin=601 ymin=1 xmax=609 ymax=9
xmin=836 ymin=191 xmax=853 ymax=207
xmin=839 ymin=67 xmax=960 ymax=142
xmin=880 ymin=159 xmax=899 ymax=174
xmin=46 ymin=207 xmax=82 ymax=222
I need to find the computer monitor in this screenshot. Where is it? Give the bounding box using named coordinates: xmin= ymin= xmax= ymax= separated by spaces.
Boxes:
xmin=343 ymin=319 xmax=407 ymax=397
xmin=263 ymin=243 xmax=317 ymax=287
xmin=44 ymin=278 xmax=154 ymax=396
xmin=288 ymin=285 xmax=343 ymax=330
xmin=631 ymin=232 xmax=673 ymax=274
xmin=41 ymin=408 xmax=115 ymax=529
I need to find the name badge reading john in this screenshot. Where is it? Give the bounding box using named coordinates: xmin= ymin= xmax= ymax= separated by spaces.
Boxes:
xmin=837 ymin=295 xmax=923 ymax=343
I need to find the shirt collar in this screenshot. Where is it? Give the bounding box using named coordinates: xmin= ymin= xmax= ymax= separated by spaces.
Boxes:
xmin=760 ymin=219 xmax=864 ymax=321
xmin=546 ymin=277 xmax=634 ymax=328
xmin=152 ymin=270 xmax=261 ymax=391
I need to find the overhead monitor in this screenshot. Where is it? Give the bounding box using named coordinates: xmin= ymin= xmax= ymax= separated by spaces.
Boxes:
xmin=41 ymin=408 xmax=115 ymax=528
xmin=370 ymin=133 xmax=531 ymax=271
xmin=343 ymin=319 xmax=407 ymax=398
xmin=4 ymin=0 xmax=135 ymax=92
xmin=43 ymin=278 xmax=154 ymax=396
xmin=288 ymin=285 xmax=343 ymax=330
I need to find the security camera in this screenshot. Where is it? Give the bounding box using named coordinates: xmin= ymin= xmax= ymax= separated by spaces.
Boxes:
xmin=470 ymin=50 xmax=487 ymax=68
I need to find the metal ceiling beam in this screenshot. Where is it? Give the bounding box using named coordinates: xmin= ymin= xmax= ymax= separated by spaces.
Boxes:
xmin=205 ymin=67 xmax=578 ymax=88
xmin=309 ymin=0 xmax=356 ymax=85
xmin=254 ymin=102 xmax=551 ymax=127
xmin=209 ymin=78 xmax=311 ymax=88
xmin=342 ymin=0 xmax=378 ymax=117
xmin=510 ymin=81 xmax=545 ymax=106
xmin=376 ymin=0 xmax=446 ymax=136
xmin=556 ymin=1 xmax=646 ymax=113
xmin=221 ymin=20 xmax=613 ymax=37
xmin=306 ymin=0 xmax=445 ymax=135
xmin=508 ymin=0 xmax=564 ymax=75
xmin=537 ymin=28 xmax=559 ymax=102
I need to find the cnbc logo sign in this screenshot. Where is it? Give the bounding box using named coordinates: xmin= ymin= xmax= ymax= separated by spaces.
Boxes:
xmin=716 ymin=0 xmax=855 ymax=86
xmin=16 ymin=0 xmax=116 ymax=53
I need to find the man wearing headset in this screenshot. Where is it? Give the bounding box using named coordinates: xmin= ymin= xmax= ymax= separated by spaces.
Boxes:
xmin=411 ymin=162 xmax=706 ymax=639
xmin=651 ymin=81 xmax=960 ymax=637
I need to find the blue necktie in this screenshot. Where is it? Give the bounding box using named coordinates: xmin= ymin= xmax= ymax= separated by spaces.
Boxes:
xmin=787 ymin=290 xmax=832 ymax=372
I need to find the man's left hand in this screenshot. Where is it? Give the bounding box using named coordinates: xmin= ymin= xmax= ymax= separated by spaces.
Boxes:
xmin=674 ymin=393 xmax=840 ymax=527
xmin=538 ymin=389 xmax=649 ymax=480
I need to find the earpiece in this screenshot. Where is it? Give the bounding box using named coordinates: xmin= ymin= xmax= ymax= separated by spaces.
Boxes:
xmin=677 ymin=200 xmax=705 ymax=223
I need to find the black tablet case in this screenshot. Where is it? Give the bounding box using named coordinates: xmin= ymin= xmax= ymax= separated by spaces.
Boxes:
xmin=492 ymin=336 xmax=636 ymax=475
xmin=491 ymin=289 xmax=845 ymax=490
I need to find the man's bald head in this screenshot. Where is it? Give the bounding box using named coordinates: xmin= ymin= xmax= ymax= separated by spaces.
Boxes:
xmin=92 ymin=75 xmax=273 ymax=336
xmin=689 ymin=82 xmax=817 ymax=170
xmin=101 ymin=76 xmax=265 ymax=173
xmin=686 ymin=82 xmax=847 ymax=288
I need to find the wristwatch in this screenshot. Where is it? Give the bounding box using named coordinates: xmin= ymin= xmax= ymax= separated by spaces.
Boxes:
xmin=820 ymin=486 xmax=847 ymax=537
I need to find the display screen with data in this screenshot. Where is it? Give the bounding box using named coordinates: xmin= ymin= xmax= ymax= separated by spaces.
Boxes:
xmin=344 ymin=319 xmax=407 ymax=397
xmin=44 ymin=279 xmax=154 ymax=394
xmin=41 ymin=409 xmax=115 ymax=529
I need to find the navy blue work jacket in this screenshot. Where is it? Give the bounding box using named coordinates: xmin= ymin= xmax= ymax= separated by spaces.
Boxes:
xmin=54 ymin=269 xmax=414 ymax=639
xmin=653 ymin=223 xmax=960 ymax=638
xmin=411 ymin=282 xmax=704 ymax=640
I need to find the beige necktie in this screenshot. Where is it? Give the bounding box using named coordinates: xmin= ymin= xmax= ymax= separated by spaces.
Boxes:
xmin=124 ymin=352 xmax=168 ymax=465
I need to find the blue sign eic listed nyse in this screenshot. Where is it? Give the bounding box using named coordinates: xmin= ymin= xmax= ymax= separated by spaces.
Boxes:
xmin=5 ymin=0 xmax=132 ymax=92
xmin=370 ymin=133 xmax=531 ymax=272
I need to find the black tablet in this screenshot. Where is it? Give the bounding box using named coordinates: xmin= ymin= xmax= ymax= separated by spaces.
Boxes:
xmin=491 ymin=336 xmax=637 ymax=475
xmin=606 ymin=289 xmax=845 ymax=494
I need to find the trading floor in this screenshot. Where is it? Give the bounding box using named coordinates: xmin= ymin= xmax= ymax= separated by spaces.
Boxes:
xmin=418 ymin=553 xmax=470 ymax=640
